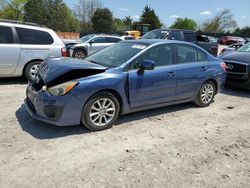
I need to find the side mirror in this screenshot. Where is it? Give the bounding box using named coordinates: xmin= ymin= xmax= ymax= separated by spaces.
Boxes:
xmin=140 ymin=60 xmax=155 ymax=70
xmin=89 ymin=41 xmax=94 ymax=45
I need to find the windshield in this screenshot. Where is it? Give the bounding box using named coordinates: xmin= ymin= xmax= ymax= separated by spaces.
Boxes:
xmin=85 ymin=42 xmax=149 ymax=68
xmin=80 ymin=35 xmax=94 ymax=43
xmin=237 ymin=43 xmax=250 ymax=52
xmin=141 ymin=30 xmax=169 ymax=39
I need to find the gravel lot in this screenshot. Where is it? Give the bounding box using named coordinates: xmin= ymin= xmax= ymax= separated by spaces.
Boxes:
xmin=0 ymin=78 xmax=249 ymax=188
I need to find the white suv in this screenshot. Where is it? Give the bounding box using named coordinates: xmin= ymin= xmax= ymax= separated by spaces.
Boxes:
xmin=0 ymin=20 xmax=66 ymax=81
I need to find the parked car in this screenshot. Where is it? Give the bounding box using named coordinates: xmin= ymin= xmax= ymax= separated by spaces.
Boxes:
xmin=25 ymin=40 xmax=226 ymax=131
xmin=141 ymin=29 xmax=218 ymax=56
xmin=0 ymin=19 xmax=66 ymax=81
xmin=70 ymin=34 xmax=123 ymax=59
xmin=219 ymin=42 xmax=245 ymax=55
xmin=220 ymin=42 xmax=250 ymax=89
xmin=62 ymin=39 xmax=80 ymax=57
xmin=218 ymin=36 xmax=246 ymax=45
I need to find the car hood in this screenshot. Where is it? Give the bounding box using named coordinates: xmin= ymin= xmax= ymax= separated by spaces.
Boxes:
xmin=38 ymin=57 xmax=107 ymax=86
xmin=220 ymin=51 xmax=250 ymax=64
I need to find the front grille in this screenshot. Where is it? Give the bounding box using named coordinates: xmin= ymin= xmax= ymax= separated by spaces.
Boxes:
xmin=225 ymin=62 xmax=247 ymax=73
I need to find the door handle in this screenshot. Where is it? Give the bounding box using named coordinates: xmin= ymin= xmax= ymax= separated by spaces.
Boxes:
xmin=200 ymin=66 xmax=207 ymax=71
xmin=167 ymin=72 xmax=176 ymax=77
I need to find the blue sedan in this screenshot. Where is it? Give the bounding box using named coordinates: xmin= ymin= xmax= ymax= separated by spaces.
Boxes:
xmin=25 ymin=40 xmax=226 ymax=131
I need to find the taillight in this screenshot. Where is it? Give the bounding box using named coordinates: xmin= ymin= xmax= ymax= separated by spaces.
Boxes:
xmin=220 ymin=62 xmax=227 ymax=72
xmin=61 ymin=47 xmax=69 ymax=57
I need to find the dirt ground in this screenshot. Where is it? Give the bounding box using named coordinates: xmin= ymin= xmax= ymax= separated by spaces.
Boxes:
xmin=0 ymin=78 xmax=249 ymax=188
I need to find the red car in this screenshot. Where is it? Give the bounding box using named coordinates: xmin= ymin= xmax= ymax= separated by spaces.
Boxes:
xmin=218 ymin=36 xmax=245 ymax=45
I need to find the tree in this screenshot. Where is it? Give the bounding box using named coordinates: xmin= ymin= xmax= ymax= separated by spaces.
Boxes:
xmin=24 ymin=0 xmax=79 ymax=32
xmin=74 ymin=0 xmax=102 ymax=23
xmin=170 ymin=18 xmax=197 ymax=31
xmin=0 ymin=0 xmax=27 ymax=21
xmin=201 ymin=9 xmax=237 ymax=33
xmin=234 ymin=27 xmax=250 ymax=37
xmin=139 ymin=5 xmax=162 ymax=30
xmin=91 ymin=8 xmax=114 ymax=33
xmin=122 ymin=16 xmax=133 ymax=29
xmin=114 ymin=18 xmax=125 ymax=31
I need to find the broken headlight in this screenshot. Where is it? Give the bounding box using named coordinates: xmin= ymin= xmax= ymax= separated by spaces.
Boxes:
xmin=46 ymin=81 xmax=78 ymax=96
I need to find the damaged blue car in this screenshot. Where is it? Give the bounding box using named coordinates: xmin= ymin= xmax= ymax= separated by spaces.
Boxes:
xmin=25 ymin=40 xmax=226 ymax=131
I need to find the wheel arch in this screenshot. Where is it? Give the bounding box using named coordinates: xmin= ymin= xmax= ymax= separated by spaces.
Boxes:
xmin=202 ymin=78 xmax=218 ymax=94
xmin=22 ymin=59 xmax=43 ymax=77
xmin=73 ymin=47 xmax=88 ymax=57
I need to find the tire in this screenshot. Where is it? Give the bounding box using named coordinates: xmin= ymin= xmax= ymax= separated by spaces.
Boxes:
xmin=81 ymin=92 xmax=120 ymax=131
xmin=73 ymin=49 xmax=86 ymax=59
xmin=24 ymin=61 xmax=41 ymax=81
xmin=194 ymin=81 xmax=216 ymax=107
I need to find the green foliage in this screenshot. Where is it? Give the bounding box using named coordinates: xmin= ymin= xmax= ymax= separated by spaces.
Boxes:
xmin=234 ymin=27 xmax=250 ymax=37
xmin=24 ymin=0 xmax=79 ymax=32
xmin=139 ymin=5 xmax=162 ymax=30
xmin=170 ymin=18 xmax=197 ymax=31
xmin=91 ymin=8 xmax=114 ymax=33
xmin=0 ymin=0 xmax=27 ymax=21
xmin=122 ymin=16 xmax=133 ymax=29
xmin=114 ymin=18 xmax=125 ymax=31
xmin=202 ymin=9 xmax=237 ymax=33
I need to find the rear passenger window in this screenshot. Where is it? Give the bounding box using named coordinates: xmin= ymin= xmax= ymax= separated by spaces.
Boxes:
xmin=176 ymin=45 xmax=197 ymax=63
xmin=0 ymin=26 xmax=13 ymax=44
xmin=184 ymin=32 xmax=196 ymax=43
xmin=168 ymin=31 xmax=181 ymax=40
xmin=16 ymin=27 xmax=54 ymax=45
xmin=105 ymin=37 xmax=121 ymax=43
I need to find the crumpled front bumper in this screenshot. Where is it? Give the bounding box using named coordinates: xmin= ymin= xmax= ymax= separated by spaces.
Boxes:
xmin=25 ymin=84 xmax=83 ymax=126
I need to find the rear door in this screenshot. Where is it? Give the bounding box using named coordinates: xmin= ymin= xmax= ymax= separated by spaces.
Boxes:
xmin=128 ymin=44 xmax=176 ymax=108
xmin=174 ymin=44 xmax=208 ymax=100
xmin=0 ymin=26 xmax=20 ymax=76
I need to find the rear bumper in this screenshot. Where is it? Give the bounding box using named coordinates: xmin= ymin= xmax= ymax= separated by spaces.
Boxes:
xmin=25 ymin=84 xmax=83 ymax=126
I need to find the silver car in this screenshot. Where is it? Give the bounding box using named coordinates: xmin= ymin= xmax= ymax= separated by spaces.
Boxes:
xmin=70 ymin=34 xmax=123 ymax=59
xmin=0 ymin=19 xmax=66 ymax=81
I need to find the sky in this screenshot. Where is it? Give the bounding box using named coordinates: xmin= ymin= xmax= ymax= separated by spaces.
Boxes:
xmin=65 ymin=0 xmax=250 ymax=28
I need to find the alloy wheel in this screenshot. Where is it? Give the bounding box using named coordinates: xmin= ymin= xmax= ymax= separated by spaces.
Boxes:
xmin=30 ymin=64 xmax=40 ymax=79
xmin=201 ymin=83 xmax=214 ymax=104
xmin=89 ymin=98 xmax=116 ymax=127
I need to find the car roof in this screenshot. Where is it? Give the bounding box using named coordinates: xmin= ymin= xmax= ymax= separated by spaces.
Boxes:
xmin=121 ymin=39 xmax=195 ymax=46
xmin=84 ymin=34 xmax=122 ymax=38
xmin=0 ymin=21 xmax=52 ymax=32
xmin=150 ymin=28 xmax=194 ymax=33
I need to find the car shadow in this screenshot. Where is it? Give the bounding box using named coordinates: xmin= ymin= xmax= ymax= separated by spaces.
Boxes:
xmin=16 ymin=102 xmax=195 ymax=140
xmin=222 ymin=86 xmax=250 ymax=99
xmin=0 ymin=77 xmax=27 ymax=85
xmin=15 ymin=104 xmax=90 ymax=140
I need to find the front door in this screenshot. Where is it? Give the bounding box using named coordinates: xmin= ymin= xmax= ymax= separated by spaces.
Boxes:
xmin=128 ymin=44 xmax=177 ymax=108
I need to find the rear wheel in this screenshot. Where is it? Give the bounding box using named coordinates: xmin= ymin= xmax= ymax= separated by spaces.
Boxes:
xmin=82 ymin=92 xmax=120 ymax=131
xmin=24 ymin=61 xmax=41 ymax=81
xmin=194 ymin=81 xmax=216 ymax=107
xmin=73 ymin=49 xmax=86 ymax=59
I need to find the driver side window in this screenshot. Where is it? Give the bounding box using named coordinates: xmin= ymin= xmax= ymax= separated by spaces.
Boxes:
xmin=129 ymin=44 xmax=173 ymax=70
xmin=90 ymin=37 xmax=105 ymax=43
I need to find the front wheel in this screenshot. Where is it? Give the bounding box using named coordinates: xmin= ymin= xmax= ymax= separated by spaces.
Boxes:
xmin=73 ymin=49 xmax=86 ymax=59
xmin=194 ymin=81 xmax=216 ymax=107
xmin=82 ymin=92 xmax=120 ymax=131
